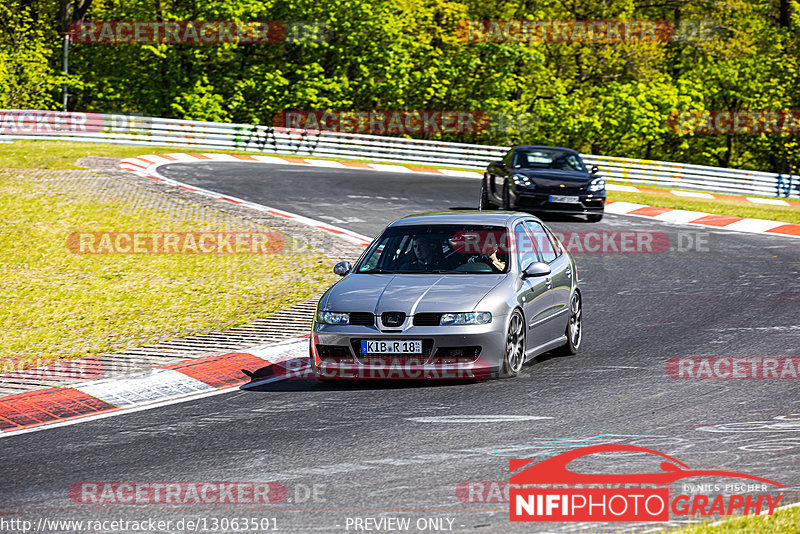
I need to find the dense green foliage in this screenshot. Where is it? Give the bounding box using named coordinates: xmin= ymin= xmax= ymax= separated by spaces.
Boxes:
xmin=0 ymin=4 xmax=66 ymax=109
xmin=3 ymin=0 xmax=799 ymax=173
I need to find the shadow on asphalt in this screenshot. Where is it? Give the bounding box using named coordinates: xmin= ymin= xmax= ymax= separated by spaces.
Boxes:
xmin=239 ymin=349 xmax=575 ymax=392
xmin=241 ymin=376 xmax=482 ymax=393
xmin=239 ymin=358 xmax=485 ymax=392
xmin=532 ymin=350 xmax=573 ymax=364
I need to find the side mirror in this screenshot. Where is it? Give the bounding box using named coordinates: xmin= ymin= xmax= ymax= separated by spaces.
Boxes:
xmin=522 ymin=262 xmax=551 ymax=278
xmin=333 ymin=261 xmax=351 ymax=276
xmin=590 ymin=165 xmax=599 ymax=175
xmin=494 ymin=160 xmax=506 ymax=169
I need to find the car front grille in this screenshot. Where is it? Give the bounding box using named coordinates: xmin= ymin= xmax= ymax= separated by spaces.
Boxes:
xmin=315 ymin=345 xmax=354 ymax=362
xmin=380 ymin=312 xmax=406 ymax=327
xmin=413 ymin=313 xmax=441 ymax=326
xmin=357 ymin=355 xmax=429 ymax=365
xmin=516 ymin=194 xmax=602 ymax=211
xmin=348 ymin=312 xmax=375 ymax=326
xmin=433 ymin=346 xmax=482 ymax=361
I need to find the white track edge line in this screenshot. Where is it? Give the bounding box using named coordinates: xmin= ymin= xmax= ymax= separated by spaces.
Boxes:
xmin=136 ymin=159 xmax=373 ymax=246
xmin=0 ymin=337 xmax=310 ymax=437
xmin=608 ymin=207 xmax=799 ymax=239
xmin=0 ymin=374 xmax=290 ymax=438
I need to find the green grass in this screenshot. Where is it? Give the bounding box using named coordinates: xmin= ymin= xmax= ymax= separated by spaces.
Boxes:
xmin=608 ymin=188 xmax=800 ymax=225
xmin=0 ymin=140 xmax=209 ymax=169
xmin=0 ymin=167 xmax=336 ymax=369
xmin=675 ymin=504 xmax=800 ymax=533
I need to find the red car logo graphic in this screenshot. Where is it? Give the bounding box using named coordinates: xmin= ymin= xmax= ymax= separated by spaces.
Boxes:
xmin=509 ymin=444 xmax=785 ymax=487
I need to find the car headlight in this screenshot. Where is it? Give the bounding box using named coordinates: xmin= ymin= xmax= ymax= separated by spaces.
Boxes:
xmin=317 ymin=311 xmax=350 ymax=325
xmin=588 ymin=177 xmax=605 ymax=192
xmin=440 ymin=312 xmax=492 ymax=325
xmin=511 ymin=173 xmax=534 ymax=187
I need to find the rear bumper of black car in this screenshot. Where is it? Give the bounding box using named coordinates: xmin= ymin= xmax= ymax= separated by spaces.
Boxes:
xmin=513 ymin=191 xmax=606 ymax=214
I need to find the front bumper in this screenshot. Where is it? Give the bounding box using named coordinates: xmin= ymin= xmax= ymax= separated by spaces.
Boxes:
xmin=514 ymin=190 xmax=605 ymax=214
xmin=310 ymin=321 xmax=506 ymax=380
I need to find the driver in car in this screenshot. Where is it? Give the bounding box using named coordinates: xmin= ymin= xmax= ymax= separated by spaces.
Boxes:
xmin=400 ymin=235 xmax=455 ymax=271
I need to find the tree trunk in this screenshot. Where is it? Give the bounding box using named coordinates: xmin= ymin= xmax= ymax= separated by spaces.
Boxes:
xmin=779 ymin=0 xmax=791 ymax=29
xmin=59 ymin=0 xmax=93 ymax=33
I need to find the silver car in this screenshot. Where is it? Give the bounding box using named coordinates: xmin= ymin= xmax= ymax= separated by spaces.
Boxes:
xmin=310 ymin=211 xmax=582 ymax=380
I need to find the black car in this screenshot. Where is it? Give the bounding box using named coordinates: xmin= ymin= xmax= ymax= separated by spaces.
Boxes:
xmin=480 ymin=146 xmax=605 ymax=222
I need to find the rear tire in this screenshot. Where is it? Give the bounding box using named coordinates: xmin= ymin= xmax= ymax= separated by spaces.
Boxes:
xmin=501 ymin=310 xmax=526 ymax=377
xmin=554 ymin=291 xmax=582 ymax=355
xmin=587 ymin=213 xmax=603 ymax=222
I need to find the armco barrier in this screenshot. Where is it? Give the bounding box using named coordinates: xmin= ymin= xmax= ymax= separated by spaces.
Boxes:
xmin=1 ymin=109 xmax=798 ymax=200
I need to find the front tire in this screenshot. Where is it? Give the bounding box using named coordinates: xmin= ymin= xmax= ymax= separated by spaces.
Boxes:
xmin=554 ymin=291 xmax=582 ymax=355
xmin=501 ymin=310 xmax=526 ymax=377
xmin=501 ymin=180 xmax=514 ymax=210
xmin=480 ymin=179 xmax=493 ymax=210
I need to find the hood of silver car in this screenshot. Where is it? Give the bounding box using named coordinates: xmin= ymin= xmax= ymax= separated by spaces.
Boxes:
xmin=322 ymin=274 xmax=505 ymax=314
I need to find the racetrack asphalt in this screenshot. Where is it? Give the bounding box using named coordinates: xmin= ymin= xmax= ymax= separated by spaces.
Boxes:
xmin=1 ymin=162 xmax=798 ymax=533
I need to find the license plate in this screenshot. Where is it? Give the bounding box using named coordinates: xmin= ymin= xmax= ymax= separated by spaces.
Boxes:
xmin=361 ymin=340 xmax=422 ymax=354
xmin=549 ymin=195 xmax=580 ymax=203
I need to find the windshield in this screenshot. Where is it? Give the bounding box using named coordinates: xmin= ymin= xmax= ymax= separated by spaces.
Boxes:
xmin=512 ymin=149 xmax=587 ymax=172
xmin=355 ymin=224 xmax=510 ymax=274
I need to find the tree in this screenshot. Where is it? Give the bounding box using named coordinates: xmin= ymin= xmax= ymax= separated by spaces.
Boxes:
xmin=0 ymin=4 xmax=62 ymax=109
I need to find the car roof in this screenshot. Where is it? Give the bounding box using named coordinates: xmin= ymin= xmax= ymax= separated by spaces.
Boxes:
xmin=390 ymin=211 xmax=536 ymax=227
xmin=513 ymin=145 xmax=580 ymax=155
